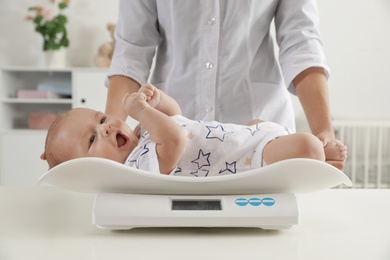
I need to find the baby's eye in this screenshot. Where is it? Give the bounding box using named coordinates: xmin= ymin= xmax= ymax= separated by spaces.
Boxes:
xmin=100 ymin=117 xmax=106 ymax=124
xmin=89 ymin=135 xmax=96 ymax=146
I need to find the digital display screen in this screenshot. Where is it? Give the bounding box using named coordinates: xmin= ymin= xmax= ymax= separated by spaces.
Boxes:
xmin=171 ymin=200 xmax=222 ymax=211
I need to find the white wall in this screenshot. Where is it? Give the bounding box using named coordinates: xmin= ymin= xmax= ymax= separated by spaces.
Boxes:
xmin=321 ymin=0 xmax=390 ymax=120
xmin=293 ymin=0 xmax=390 ymax=123
xmin=1 ymin=0 xmax=389 ymax=121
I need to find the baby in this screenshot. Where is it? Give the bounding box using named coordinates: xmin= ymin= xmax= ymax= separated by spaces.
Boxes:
xmin=41 ymin=84 xmax=346 ymax=176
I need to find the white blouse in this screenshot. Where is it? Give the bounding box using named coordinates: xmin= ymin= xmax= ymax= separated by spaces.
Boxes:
xmin=108 ymin=0 xmax=330 ymax=132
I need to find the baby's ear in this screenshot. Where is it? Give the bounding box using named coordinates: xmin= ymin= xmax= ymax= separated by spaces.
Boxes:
xmin=40 ymin=152 xmax=47 ymax=160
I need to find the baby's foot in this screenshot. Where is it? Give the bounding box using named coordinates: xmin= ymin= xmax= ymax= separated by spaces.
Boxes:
xmin=324 ymin=140 xmax=347 ymax=160
xmin=324 ymin=140 xmax=347 ymax=169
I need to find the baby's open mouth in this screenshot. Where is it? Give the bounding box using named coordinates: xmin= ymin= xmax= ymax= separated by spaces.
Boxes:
xmin=116 ymin=132 xmax=128 ymax=148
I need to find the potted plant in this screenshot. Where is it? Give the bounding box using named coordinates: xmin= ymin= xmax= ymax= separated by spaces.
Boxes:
xmin=26 ymin=0 xmax=70 ymax=67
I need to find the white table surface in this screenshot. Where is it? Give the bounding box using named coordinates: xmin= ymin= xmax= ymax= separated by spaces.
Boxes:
xmin=0 ymin=187 xmax=389 ymax=260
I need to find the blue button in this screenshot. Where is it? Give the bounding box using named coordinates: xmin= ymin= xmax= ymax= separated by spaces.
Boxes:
xmin=248 ymin=198 xmax=262 ymax=206
xmin=235 ymin=198 xmax=248 ymax=206
xmin=262 ymin=198 xmax=275 ymax=206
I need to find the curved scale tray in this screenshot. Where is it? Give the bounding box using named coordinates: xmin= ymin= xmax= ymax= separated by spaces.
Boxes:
xmin=37 ymin=158 xmax=352 ymax=195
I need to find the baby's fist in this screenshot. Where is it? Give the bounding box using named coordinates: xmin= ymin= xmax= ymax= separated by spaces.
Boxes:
xmin=139 ymin=83 xmax=160 ymax=108
xmin=122 ymin=92 xmax=149 ymax=120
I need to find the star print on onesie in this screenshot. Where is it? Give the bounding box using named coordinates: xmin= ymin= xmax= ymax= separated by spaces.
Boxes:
xmin=191 ymin=149 xmax=211 ymax=169
xmin=246 ymin=123 xmax=261 ymax=136
xmin=124 ymin=115 xmax=290 ymax=176
xmin=206 ymin=125 xmax=232 ymax=141
xmin=190 ymin=169 xmax=210 ymax=177
xmin=125 ymin=128 xmax=160 ymax=173
xmin=127 ymin=144 xmax=150 ymax=169
xmin=219 ymin=161 xmax=237 ymax=174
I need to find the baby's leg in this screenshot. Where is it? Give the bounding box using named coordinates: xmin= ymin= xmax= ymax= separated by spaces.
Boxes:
xmin=263 ymin=133 xmax=325 ymax=165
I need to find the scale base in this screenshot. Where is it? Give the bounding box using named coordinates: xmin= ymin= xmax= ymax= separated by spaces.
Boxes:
xmin=93 ymin=193 xmax=299 ymax=230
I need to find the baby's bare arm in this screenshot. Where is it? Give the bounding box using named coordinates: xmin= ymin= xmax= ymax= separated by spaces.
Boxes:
xmin=123 ymin=90 xmax=186 ymax=174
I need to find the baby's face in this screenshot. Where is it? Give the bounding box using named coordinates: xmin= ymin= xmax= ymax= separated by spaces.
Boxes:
xmin=54 ymin=108 xmax=139 ymax=164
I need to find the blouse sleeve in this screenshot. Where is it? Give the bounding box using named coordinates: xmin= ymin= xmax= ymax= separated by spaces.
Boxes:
xmin=108 ymin=0 xmax=160 ymax=85
xmin=274 ymin=0 xmax=330 ymax=94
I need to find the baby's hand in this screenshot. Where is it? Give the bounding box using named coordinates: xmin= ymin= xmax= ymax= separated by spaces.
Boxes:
xmin=122 ymin=91 xmax=150 ymax=120
xmin=138 ymin=83 xmax=161 ymax=108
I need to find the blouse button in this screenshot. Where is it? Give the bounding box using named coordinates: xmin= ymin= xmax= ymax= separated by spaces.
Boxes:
xmin=205 ymin=62 xmax=214 ymax=69
xmin=208 ymin=17 xmax=216 ymax=25
xmin=204 ymin=104 xmax=213 ymax=112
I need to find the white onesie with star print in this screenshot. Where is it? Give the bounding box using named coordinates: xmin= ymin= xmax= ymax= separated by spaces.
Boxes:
xmin=125 ymin=115 xmax=290 ymax=177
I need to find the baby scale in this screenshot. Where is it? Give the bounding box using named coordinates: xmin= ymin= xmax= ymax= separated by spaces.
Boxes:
xmin=38 ymin=158 xmax=352 ymax=230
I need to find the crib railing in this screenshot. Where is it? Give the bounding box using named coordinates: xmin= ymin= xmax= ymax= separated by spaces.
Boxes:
xmin=333 ymin=120 xmax=390 ymax=189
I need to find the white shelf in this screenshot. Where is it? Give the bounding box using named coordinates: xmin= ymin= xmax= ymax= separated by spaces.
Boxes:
xmin=1 ymin=66 xmax=108 ymax=73
xmin=2 ymin=98 xmax=72 ymax=104
xmin=0 ymin=67 xmax=108 ymax=185
xmin=1 ymin=129 xmax=48 ymax=135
